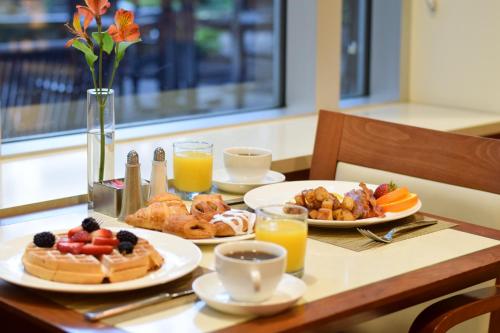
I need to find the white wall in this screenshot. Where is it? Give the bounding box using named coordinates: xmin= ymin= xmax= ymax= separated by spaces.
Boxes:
xmin=407 ymin=0 xmax=500 ymax=113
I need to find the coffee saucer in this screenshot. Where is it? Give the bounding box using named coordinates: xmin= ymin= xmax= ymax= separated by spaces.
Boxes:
xmin=212 ymin=169 xmax=286 ymax=194
xmin=192 ymin=272 xmax=306 ymax=316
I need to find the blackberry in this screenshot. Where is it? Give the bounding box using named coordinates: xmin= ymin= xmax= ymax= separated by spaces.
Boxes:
xmin=118 ymin=241 xmax=134 ymax=254
xmin=81 ymin=217 xmax=100 ymax=232
xmin=116 ymin=230 xmax=138 ymax=245
xmin=33 ymin=232 xmax=56 ymax=248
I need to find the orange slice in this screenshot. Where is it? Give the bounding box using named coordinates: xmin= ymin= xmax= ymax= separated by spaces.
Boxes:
xmin=379 ymin=193 xmax=418 ymax=213
xmin=376 ymin=187 xmax=409 ymax=205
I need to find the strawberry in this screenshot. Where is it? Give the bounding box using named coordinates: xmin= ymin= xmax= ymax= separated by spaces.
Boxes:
xmin=374 ymin=181 xmax=397 ymax=199
xmin=91 ymin=228 xmax=113 ymax=239
xmin=93 ymin=237 xmax=119 ymax=247
xmin=57 ymin=241 xmax=84 ymax=254
xmin=68 ymin=226 xmax=83 ymax=238
xmin=70 ymin=230 xmax=92 ymax=243
xmin=80 ymin=244 xmax=113 ymax=255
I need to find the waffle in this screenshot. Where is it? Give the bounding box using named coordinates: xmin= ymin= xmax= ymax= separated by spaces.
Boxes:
xmin=22 ymin=237 xmax=164 ymax=284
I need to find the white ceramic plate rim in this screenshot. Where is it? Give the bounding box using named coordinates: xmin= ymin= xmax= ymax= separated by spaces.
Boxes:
xmin=190 ymin=233 xmax=255 ymax=245
xmin=0 ymin=227 xmax=202 ymax=293
xmin=213 ymin=169 xmax=285 ymax=186
xmin=193 ymin=272 xmax=306 ymax=307
xmin=244 ymin=180 xmax=422 ymax=228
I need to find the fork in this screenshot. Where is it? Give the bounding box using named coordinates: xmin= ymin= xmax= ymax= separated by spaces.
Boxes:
xmin=357 ymin=220 xmax=438 ymax=243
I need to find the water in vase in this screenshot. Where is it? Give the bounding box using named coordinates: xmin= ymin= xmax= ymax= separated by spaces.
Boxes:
xmin=87 ymin=130 xmax=115 ymax=204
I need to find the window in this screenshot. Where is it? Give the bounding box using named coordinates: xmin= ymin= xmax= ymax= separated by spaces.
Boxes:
xmin=340 ymin=0 xmax=370 ymax=99
xmin=0 ymin=0 xmax=284 ymax=142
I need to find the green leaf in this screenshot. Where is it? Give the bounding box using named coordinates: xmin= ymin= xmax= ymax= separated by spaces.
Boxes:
xmin=92 ymin=32 xmax=114 ymax=55
xmin=116 ymin=39 xmax=142 ymax=64
xmin=72 ymin=40 xmax=98 ymax=69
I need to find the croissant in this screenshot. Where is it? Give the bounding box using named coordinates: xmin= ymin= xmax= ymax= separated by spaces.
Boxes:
xmin=191 ymin=194 xmax=230 ymax=222
xmin=163 ymin=214 xmax=215 ymax=239
xmin=209 ymin=210 xmax=256 ymax=237
xmin=125 ymin=202 xmax=188 ymax=231
xmin=148 ymin=192 xmax=184 ymax=206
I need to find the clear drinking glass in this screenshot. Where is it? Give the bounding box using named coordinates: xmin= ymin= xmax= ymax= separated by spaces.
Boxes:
xmin=173 ymin=141 xmax=213 ymax=200
xmin=255 ymin=204 xmax=308 ymax=278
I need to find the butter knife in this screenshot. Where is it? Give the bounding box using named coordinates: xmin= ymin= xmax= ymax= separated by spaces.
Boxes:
xmin=84 ymin=289 xmax=194 ymax=321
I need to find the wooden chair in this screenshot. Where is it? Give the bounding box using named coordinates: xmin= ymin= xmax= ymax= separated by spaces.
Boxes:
xmin=310 ymin=110 xmax=500 ymax=194
xmin=310 ymin=110 xmax=500 ymax=332
xmin=409 ymin=285 xmax=500 ymax=333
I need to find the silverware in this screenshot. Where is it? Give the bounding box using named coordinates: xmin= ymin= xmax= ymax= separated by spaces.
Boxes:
xmin=84 ymin=289 xmax=194 ymax=321
xmin=357 ymin=220 xmax=438 ymax=243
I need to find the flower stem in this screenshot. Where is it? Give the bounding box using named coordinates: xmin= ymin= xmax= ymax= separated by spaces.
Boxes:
xmin=97 ymin=18 xmax=105 ymax=183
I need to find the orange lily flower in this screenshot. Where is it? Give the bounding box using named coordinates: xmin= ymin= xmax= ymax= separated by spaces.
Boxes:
xmin=65 ymin=12 xmax=92 ymax=47
xmin=77 ymin=0 xmax=111 ymax=28
xmin=108 ymin=9 xmax=141 ymax=42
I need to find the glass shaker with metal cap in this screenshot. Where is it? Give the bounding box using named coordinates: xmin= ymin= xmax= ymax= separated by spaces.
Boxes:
xmin=148 ymin=147 xmax=168 ymax=200
xmin=119 ymin=150 xmax=144 ymax=221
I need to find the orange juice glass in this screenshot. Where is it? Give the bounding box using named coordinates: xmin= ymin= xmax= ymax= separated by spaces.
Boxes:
xmin=255 ymin=204 xmax=308 ymax=278
xmin=173 ymin=141 xmax=213 ymax=199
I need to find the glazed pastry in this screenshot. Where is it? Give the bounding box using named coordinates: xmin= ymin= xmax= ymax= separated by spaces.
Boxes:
xmin=147 ymin=192 xmax=184 ymax=206
xmin=125 ymin=202 xmax=188 ymax=231
xmin=163 ymin=214 xmax=215 ymax=239
xmin=209 ymin=210 xmax=256 ymax=237
xmin=191 ymin=194 xmax=230 ymax=222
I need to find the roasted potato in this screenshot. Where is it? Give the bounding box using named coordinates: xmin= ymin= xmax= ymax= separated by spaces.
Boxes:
xmin=317 ymin=208 xmax=333 ymax=220
xmin=314 ymin=186 xmax=329 ymax=202
xmin=341 ymin=196 xmax=355 ymax=211
xmin=294 ymin=194 xmax=305 ymax=206
xmin=309 ymin=209 xmax=319 ymax=219
xmin=321 ymin=199 xmax=334 ymax=210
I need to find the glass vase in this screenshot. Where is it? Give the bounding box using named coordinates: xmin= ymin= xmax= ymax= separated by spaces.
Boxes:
xmin=87 ymin=88 xmax=115 ymax=207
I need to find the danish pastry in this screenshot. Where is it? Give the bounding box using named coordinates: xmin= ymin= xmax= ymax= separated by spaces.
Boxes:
xmin=163 ymin=214 xmax=215 ymax=239
xmin=191 ymin=194 xmax=230 ymax=222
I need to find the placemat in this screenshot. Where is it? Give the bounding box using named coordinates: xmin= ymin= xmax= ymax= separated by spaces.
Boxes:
xmin=308 ymin=214 xmax=457 ymax=252
xmin=39 ymin=266 xmax=210 ymax=324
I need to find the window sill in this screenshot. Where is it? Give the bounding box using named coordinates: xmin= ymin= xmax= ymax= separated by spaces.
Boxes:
xmin=2 ymin=105 xmax=314 ymax=157
xmin=1 ymin=102 xmax=499 ymax=217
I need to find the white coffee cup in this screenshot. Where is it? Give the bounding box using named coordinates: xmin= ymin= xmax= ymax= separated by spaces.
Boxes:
xmin=223 ymin=147 xmax=272 ymax=183
xmin=215 ymin=240 xmax=287 ymax=303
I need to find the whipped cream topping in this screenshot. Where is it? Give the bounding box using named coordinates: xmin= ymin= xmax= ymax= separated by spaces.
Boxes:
xmin=209 ymin=209 xmax=256 ymax=235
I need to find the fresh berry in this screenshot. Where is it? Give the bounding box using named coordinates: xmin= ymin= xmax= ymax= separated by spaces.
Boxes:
xmin=374 ymin=181 xmax=397 ymax=199
xmin=80 ymin=244 xmax=113 ymax=255
xmin=93 ymin=237 xmax=119 ymax=246
xmin=33 ymin=232 xmax=56 ymax=248
xmin=81 ymin=217 xmax=100 ymax=233
xmin=68 ymin=226 xmax=83 ymax=238
xmin=118 ymin=241 xmax=134 ymax=254
xmin=57 ymin=241 xmax=84 ymax=254
xmin=91 ymin=228 xmax=113 ymax=239
xmin=116 ymin=230 xmax=138 ymax=245
xmin=70 ymin=230 xmax=92 ymax=243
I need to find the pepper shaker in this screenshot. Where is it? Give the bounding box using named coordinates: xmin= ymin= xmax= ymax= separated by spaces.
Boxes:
xmin=148 ymin=147 xmax=168 ymax=200
xmin=119 ymin=150 xmax=144 ymax=221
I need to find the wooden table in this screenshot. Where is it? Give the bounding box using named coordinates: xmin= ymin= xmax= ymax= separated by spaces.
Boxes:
xmin=0 ymin=210 xmax=499 ymax=333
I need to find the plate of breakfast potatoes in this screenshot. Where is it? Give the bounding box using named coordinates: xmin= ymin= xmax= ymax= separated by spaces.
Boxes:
xmin=244 ymin=180 xmax=421 ymax=228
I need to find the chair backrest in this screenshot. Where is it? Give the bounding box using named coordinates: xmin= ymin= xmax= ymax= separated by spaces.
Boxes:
xmin=310 ymin=110 xmax=500 ymax=194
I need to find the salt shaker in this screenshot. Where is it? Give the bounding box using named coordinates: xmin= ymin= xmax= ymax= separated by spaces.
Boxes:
xmin=119 ymin=150 xmax=144 ymax=221
xmin=148 ymin=147 xmax=168 ymax=200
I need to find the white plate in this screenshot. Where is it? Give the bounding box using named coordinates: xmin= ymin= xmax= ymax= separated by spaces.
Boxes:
xmin=193 ymin=272 xmax=306 ymax=316
xmin=244 ymin=180 xmax=422 ymax=228
xmin=0 ymin=227 xmax=202 ymax=293
xmin=191 ymin=233 xmax=255 ymax=245
xmin=213 ymin=169 xmax=286 ymax=194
